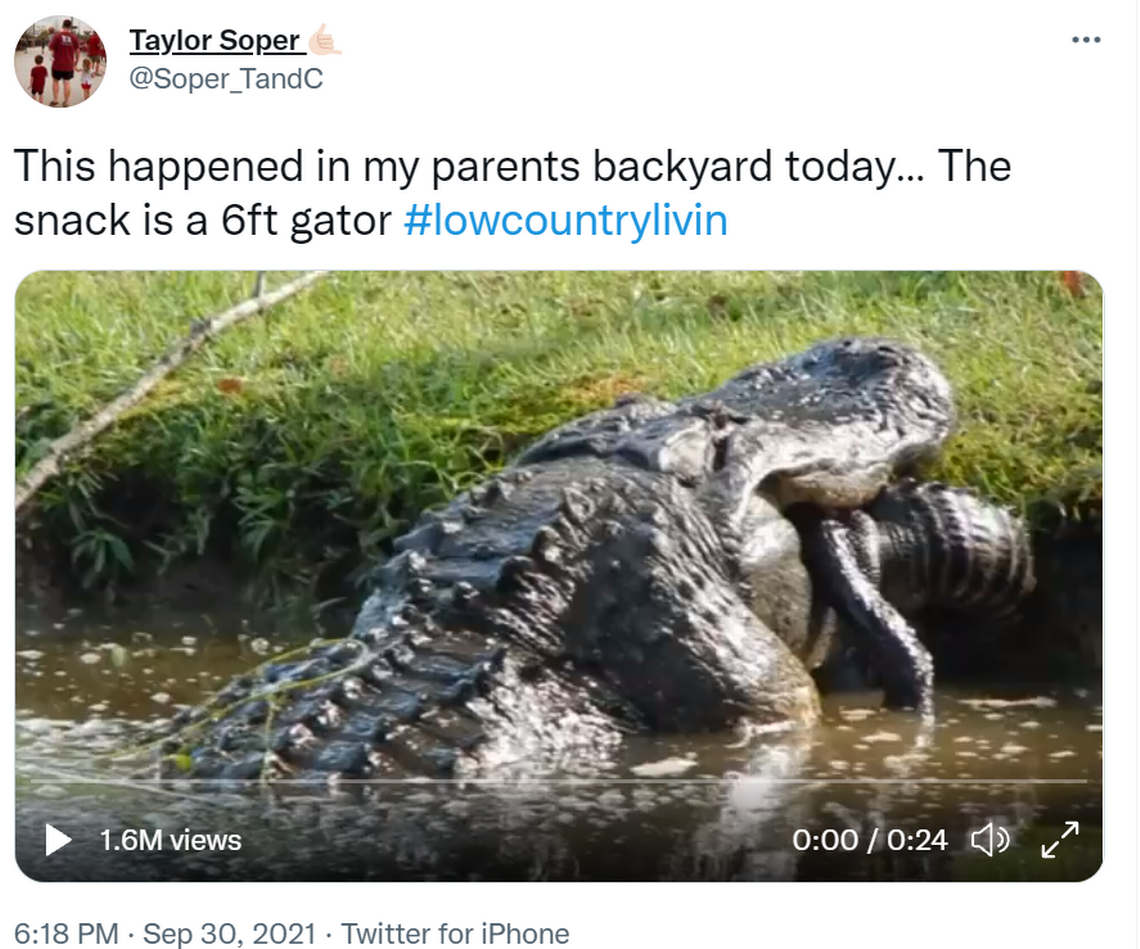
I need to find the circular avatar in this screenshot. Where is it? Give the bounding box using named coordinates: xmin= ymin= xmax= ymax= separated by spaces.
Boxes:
xmin=14 ymin=16 xmax=105 ymax=108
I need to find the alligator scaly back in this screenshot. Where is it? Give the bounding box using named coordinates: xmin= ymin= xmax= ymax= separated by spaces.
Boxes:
xmin=161 ymin=456 xmax=819 ymax=785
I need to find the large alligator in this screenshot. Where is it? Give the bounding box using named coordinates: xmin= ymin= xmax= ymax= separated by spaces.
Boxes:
xmin=157 ymin=337 xmax=1034 ymax=785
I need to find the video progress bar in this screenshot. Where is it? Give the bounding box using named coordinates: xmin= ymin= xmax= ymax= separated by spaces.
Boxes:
xmin=30 ymin=777 xmax=1094 ymax=787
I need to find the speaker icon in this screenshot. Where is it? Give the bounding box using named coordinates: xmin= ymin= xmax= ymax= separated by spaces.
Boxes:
xmin=970 ymin=822 xmax=1012 ymax=857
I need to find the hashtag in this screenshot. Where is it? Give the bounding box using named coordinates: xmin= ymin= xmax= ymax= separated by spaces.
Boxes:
xmin=404 ymin=204 xmax=432 ymax=235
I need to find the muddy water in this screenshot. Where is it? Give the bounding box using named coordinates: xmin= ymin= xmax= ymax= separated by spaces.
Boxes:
xmin=14 ymin=600 xmax=1102 ymax=882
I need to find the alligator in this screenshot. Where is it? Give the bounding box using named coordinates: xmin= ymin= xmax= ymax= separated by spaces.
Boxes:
xmin=156 ymin=337 xmax=1035 ymax=785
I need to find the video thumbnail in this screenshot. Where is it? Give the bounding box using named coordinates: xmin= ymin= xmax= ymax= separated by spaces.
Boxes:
xmin=14 ymin=271 xmax=1102 ymax=881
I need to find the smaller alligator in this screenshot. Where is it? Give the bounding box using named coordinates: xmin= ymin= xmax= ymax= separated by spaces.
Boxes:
xmin=795 ymin=478 xmax=1036 ymax=710
xmin=154 ymin=338 xmax=1035 ymax=785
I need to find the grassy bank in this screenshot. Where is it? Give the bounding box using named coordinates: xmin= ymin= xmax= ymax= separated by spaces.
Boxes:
xmin=15 ymin=271 xmax=1102 ymax=605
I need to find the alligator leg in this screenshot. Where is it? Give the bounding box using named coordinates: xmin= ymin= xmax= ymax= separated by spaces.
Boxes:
xmin=795 ymin=480 xmax=1035 ymax=717
xmin=797 ymin=511 xmax=935 ymax=717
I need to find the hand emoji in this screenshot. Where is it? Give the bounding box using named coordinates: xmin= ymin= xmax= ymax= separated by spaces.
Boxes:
xmin=308 ymin=24 xmax=342 ymax=55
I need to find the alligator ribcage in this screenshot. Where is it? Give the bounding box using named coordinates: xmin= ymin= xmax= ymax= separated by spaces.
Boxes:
xmin=866 ymin=480 xmax=1036 ymax=620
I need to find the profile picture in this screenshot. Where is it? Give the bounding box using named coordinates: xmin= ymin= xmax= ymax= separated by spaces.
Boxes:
xmin=14 ymin=16 xmax=104 ymax=107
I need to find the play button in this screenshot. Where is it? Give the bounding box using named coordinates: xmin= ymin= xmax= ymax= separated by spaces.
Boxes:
xmin=45 ymin=824 xmax=72 ymax=856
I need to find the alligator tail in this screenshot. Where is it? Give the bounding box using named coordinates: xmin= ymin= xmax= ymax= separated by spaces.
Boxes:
xmin=158 ymin=592 xmax=512 ymax=785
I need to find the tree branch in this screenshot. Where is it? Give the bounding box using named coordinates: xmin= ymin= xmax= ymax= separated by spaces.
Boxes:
xmin=15 ymin=270 xmax=331 ymax=515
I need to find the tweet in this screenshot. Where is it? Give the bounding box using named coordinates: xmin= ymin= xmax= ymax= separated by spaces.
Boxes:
xmin=4 ymin=2 xmax=1135 ymax=947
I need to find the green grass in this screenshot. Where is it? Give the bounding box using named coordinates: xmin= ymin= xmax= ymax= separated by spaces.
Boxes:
xmin=15 ymin=271 xmax=1103 ymax=603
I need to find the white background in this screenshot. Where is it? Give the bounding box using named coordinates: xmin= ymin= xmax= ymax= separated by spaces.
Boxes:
xmin=2 ymin=0 xmax=1135 ymax=945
